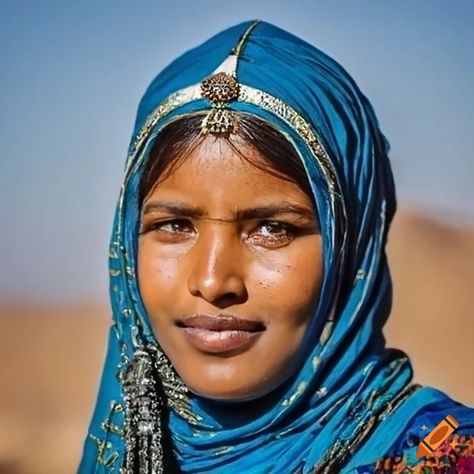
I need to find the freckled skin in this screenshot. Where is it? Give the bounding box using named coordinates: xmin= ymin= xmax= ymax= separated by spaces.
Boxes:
xmin=137 ymin=136 xmax=323 ymax=401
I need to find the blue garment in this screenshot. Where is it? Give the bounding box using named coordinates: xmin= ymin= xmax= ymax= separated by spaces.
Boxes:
xmin=79 ymin=20 xmax=473 ymax=473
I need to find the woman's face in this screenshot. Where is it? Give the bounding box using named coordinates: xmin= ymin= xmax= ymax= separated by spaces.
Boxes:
xmin=138 ymin=135 xmax=323 ymax=401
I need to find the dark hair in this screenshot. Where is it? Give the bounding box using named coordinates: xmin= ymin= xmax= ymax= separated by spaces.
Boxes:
xmin=139 ymin=113 xmax=314 ymax=207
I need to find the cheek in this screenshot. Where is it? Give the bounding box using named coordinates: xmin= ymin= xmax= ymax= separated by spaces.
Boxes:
xmin=250 ymin=237 xmax=323 ymax=317
xmin=137 ymin=239 xmax=182 ymax=308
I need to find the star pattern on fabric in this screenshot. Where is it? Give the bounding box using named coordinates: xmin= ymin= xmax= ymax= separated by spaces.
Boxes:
xmin=316 ymin=387 xmax=327 ymax=398
xmin=421 ymin=424 xmax=428 ymax=431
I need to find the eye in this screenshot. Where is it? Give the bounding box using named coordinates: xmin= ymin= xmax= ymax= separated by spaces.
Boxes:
xmin=248 ymin=221 xmax=300 ymax=247
xmin=259 ymin=221 xmax=292 ymax=235
xmin=140 ymin=218 xmax=196 ymax=236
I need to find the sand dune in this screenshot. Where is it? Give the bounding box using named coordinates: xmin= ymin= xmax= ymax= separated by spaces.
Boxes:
xmin=0 ymin=211 xmax=473 ymax=473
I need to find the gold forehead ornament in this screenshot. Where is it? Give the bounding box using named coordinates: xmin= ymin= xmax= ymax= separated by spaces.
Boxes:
xmin=199 ymin=21 xmax=257 ymax=135
xmin=200 ymin=69 xmax=240 ymax=134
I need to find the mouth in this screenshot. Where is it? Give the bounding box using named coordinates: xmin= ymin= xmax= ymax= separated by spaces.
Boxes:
xmin=176 ymin=314 xmax=266 ymax=354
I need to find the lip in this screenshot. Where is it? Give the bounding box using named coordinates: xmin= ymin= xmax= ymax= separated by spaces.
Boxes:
xmin=177 ymin=314 xmax=265 ymax=354
xmin=180 ymin=314 xmax=265 ymax=332
xmin=181 ymin=327 xmax=263 ymax=353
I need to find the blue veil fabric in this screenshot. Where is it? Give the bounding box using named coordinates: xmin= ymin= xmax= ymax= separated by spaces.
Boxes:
xmin=79 ymin=21 xmax=473 ymax=474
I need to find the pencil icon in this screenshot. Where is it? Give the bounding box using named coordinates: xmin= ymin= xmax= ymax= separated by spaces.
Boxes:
xmin=416 ymin=415 xmax=459 ymax=458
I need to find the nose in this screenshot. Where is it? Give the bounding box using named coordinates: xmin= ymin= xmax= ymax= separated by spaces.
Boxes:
xmin=187 ymin=226 xmax=248 ymax=307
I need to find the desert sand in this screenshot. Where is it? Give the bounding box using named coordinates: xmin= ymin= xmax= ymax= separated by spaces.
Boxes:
xmin=0 ymin=211 xmax=473 ymax=473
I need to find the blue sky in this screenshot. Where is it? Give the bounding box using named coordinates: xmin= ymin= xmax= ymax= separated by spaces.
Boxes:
xmin=0 ymin=0 xmax=473 ymax=302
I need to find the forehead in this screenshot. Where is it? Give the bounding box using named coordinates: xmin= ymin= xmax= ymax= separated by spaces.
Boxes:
xmin=147 ymin=135 xmax=313 ymax=208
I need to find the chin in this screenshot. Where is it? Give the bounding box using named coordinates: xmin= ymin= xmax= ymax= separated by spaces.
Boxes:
xmin=187 ymin=383 xmax=266 ymax=402
xmin=172 ymin=354 xmax=297 ymax=403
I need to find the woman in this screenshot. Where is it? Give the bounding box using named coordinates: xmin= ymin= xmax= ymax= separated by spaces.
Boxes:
xmin=79 ymin=20 xmax=474 ymax=473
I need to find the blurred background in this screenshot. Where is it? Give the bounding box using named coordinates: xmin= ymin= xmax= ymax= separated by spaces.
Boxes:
xmin=0 ymin=1 xmax=473 ymax=472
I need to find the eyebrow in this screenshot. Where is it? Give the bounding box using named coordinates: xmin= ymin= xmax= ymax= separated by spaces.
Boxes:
xmin=141 ymin=200 xmax=316 ymax=221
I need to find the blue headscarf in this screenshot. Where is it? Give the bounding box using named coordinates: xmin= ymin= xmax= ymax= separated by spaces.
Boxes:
xmin=79 ymin=20 xmax=470 ymax=474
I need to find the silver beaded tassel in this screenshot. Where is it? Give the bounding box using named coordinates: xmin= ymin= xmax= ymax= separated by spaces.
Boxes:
xmin=122 ymin=347 xmax=165 ymax=474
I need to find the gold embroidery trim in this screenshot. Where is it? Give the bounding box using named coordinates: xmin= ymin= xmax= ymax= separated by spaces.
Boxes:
xmin=232 ymin=20 xmax=260 ymax=57
xmin=124 ymin=82 xmax=341 ymax=200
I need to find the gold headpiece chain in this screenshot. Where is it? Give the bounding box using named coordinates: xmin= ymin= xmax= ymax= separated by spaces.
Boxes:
xmin=200 ymin=20 xmax=260 ymax=134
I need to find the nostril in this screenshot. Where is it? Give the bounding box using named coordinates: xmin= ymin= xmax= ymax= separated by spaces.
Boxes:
xmin=213 ymin=291 xmax=248 ymax=308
